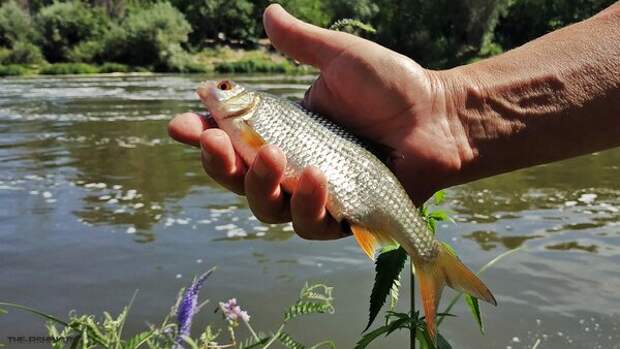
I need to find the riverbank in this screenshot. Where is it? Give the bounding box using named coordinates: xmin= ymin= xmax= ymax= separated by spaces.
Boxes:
xmin=0 ymin=47 xmax=315 ymax=77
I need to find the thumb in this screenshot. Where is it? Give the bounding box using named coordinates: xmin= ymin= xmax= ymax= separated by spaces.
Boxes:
xmin=263 ymin=4 xmax=353 ymax=68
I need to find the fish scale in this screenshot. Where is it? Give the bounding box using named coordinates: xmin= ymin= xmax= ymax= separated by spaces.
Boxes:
xmin=250 ymin=93 xmax=436 ymax=258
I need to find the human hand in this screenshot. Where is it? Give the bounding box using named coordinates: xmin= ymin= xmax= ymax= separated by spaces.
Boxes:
xmin=168 ymin=4 xmax=469 ymax=239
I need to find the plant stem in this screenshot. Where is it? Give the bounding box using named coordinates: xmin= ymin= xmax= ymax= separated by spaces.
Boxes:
xmin=410 ymin=257 xmax=416 ymax=349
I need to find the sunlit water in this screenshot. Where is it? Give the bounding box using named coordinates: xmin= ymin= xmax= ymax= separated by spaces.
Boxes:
xmin=1 ymin=74 xmax=619 ymax=349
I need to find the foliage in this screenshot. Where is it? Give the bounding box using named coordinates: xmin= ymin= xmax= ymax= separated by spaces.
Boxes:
xmin=0 ymin=64 xmax=29 ymax=76
xmin=0 ymin=41 xmax=45 ymax=64
xmin=101 ymin=2 xmax=192 ymax=71
xmin=325 ymin=0 xmax=379 ymax=23
xmin=172 ymin=0 xmax=257 ymax=47
xmin=35 ymin=1 xmax=110 ymax=62
xmin=0 ymin=271 xmax=336 ymax=349
xmin=0 ymin=0 xmax=611 ymax=73
xmin=365 ymin=246 xmax=407 ymax=331
xmin=98 ymin=62 xmax=131 ymax=73
xmin=368 ymin=0 xmax=512 ymax=69
xmin=493 ymin=0 xmax=616 ymax=49
xmin=276 ymin=0 xmax=331 ymax=27
xmin=361 ymin=191 xmax=519 ymax=348
xmin=0 ymin=1 xmax=38 ymax=49
xmin=215 ymin=59 xmax=296 ymax=74
xmin=40 ymin=63 xmax=99 ymax=75
xmin=329 ymin=18 xmax=376 ymax=37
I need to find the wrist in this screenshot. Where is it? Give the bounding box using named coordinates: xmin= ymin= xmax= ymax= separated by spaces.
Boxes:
xmin=424 ymin=66 xmax=488 ymax=186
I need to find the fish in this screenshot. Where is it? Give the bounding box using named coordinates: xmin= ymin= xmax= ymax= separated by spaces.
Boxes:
xmin=196 ymin=79 xmax=497 ymax=339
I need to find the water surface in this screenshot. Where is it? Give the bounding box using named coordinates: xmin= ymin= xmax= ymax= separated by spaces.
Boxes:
xmin=1 ymin=74 xmax=619 ymax=348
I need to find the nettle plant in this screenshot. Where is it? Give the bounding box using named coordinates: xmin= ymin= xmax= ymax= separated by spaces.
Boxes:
xmin=0 ymin=191 xmax=516 ymax=349
xmin=356 ymin=191 xmax=517 ymax=349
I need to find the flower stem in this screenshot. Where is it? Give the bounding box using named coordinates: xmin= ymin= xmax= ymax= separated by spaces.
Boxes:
xmin=242 ymin=317 xmax=260 ymax=342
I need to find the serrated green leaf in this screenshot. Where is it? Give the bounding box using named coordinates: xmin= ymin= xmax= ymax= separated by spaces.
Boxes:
xmin=278 ymin=331 xmax=305 ymax=349
xmin=465 ymin=295 xmax=484 ymax=334
xmin=284 ymin=301 xmax=333 ymax=321
xmin=429 ymin=211 xmax=450 ymax=222
xmin=433 ymin=191 xmax=446 ymax=205
xmin=364 ymin=247 xmax=407 ymax=332
xmin=238 ymin=335 xmax=271 ymax=349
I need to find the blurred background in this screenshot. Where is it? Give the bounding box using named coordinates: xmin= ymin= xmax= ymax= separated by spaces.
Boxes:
xmin=0 ymin=0 xmax=616 ymax=75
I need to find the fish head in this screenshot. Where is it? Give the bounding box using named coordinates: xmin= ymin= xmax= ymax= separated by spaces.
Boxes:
xmin=196 ymin=79 xmax=264 ymax=164
xmin=196 ymin=80 xmax=258 ymax=123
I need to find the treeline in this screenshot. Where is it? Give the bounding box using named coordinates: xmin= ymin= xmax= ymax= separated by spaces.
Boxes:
xmin=0 ymin=0 xmax=615 ymax=73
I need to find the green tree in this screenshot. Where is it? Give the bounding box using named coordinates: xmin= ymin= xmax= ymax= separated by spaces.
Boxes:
xmin=326 ymin=0 xmax=379 ymax=22
xmin=0 ymin=0 xmax=38 ymax=48
xmin=371 ymin=0 xmax=510 ymax=68
xmin=35 ymin=1 xmax=110 ymax=62
xmin=172 ymin=0 xmax=256 ymax=47
xmin=494 ymin=0 xmax=616 ymax=49
xmin=102 ymin=2 xmax=192 ymax=70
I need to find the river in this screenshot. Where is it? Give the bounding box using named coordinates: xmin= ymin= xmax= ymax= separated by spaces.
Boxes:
xmin=0 ymin=74 xmax=619 ymax=348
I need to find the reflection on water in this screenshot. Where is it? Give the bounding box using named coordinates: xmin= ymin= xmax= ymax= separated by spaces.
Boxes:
xmin=1 ymin=74 xmax=620 ymax=349
xmin=462 ymin=230 xmax=542 ymax=251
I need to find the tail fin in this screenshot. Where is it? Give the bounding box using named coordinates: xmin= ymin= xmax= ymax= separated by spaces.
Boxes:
xmin=412 ymin=243 xmax=497 ymax=340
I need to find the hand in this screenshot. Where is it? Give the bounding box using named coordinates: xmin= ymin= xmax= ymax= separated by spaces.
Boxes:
xmin=168 ymin=5 xmax=469 ymax=239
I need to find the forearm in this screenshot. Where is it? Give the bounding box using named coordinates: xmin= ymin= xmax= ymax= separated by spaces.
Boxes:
xmin=436 ymin=3 xmax=620 ymax=185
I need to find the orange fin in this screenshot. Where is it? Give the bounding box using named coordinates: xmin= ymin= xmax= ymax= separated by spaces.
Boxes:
xmin=240 ymin=121 xmax=265 ymax=150
xmin=350 ymin=224 xmax=396 ymax=261
xmin=413 ymin=243 xmax=497 ymax=341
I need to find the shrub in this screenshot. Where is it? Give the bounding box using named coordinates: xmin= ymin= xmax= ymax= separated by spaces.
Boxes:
xmin=102 ymin=2 xmax=192 ymax=71
xmin=1 ymin=41 xmax=45 ymax=64
xmin=67 ymin=40 xmax=105 ymax=63
xmin=98 ymin=62 xmax=130 ymax=73
xmin=172 ymin=0 xmax=257 ymax=47
xmin=0 ymin=1 xmax=38 ymax=49
xmin=35 ymin=1 xmax=110 ymax=62
xmin=40 ymin=63 xmax=98 ymax=75
xmin=214 ymin=59 xmax=301 ymax=74
xmin=0 ymin=64 xmax=28 ymax=76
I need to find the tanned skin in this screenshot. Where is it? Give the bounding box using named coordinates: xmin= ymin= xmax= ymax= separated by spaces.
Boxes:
xmin=168 ymin=3 xmax=620 ymax=240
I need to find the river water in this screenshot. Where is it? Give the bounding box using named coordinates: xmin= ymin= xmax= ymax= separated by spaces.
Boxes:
xmin=0 ymin=74 xmax=619 ymax=348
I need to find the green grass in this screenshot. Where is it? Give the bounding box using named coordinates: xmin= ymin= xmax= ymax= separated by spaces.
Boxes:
xmin=98 ymin=62 xmax=131 ymax=73
xmin=214 ymin=58 xmax=311 ymax=74
xmin=2 ymin=48 xmax=316 ymax=76
xmin=40 ymin=63 xmax=99 ymax=75
xmin=0 ymin=64 xmax=28 ymax=76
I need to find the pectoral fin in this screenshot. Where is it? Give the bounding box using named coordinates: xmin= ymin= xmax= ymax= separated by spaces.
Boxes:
xmin=240 ymin=121 xmax=265 ymax=150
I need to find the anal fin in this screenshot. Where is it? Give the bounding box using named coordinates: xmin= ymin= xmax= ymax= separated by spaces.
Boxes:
xmin=350 ymin=224 xmax=396 ymax=261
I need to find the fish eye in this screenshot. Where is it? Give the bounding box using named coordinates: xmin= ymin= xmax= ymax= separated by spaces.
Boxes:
xmin=217 ymin=80 xmax=233 ymax=91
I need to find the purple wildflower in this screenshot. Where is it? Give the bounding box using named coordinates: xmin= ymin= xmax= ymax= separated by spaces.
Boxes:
xmin=219 ymin=298 xmax=250 ymax=323
xmin=174 ymin=268 xmax=214 ymax=349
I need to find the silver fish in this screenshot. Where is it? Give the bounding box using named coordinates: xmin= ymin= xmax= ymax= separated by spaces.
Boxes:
xmin=197 ymin=79 xmax=496 ymax=338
